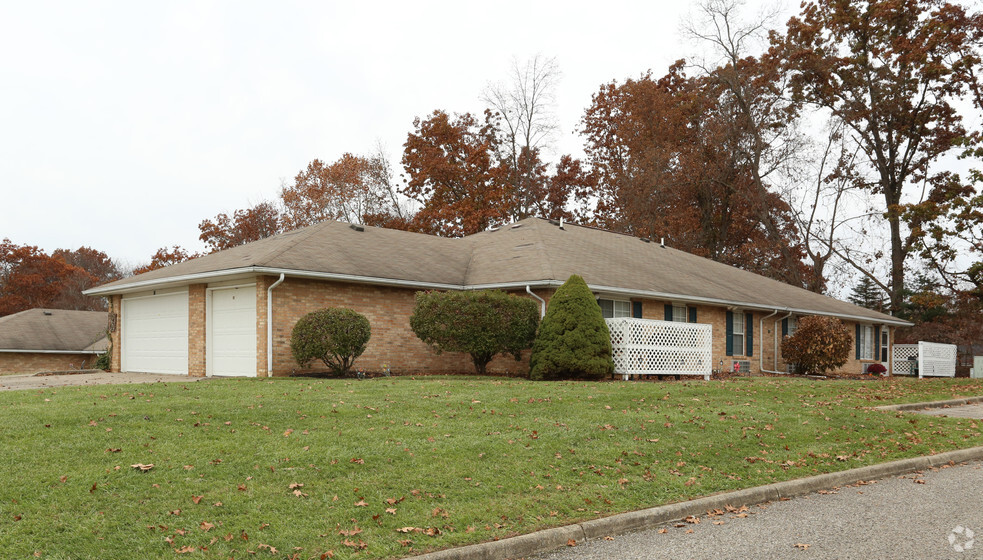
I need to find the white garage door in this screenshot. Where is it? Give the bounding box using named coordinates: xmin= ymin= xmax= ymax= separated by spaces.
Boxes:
xmin=208 ymin=285 xmax=256 ymax=376
xmin=122 ymin=290 xmax=189 ymax=374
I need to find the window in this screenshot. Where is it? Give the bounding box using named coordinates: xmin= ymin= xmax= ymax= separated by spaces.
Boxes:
xmin=732 ymin=311 xmax=745 ymax=355
xmin=672 ymin=304 xmax=687 ymax=323
xmin=787 ymin=316 xmax=797 ymax=336
xmin=599 ymin=299 xmax=630 ymax=319
xmin=858 ymin=325 xmax=875 ymax=360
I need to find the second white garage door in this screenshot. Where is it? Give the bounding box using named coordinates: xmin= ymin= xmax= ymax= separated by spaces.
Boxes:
xmin=208 ymin=285 xmax=257 ymax=376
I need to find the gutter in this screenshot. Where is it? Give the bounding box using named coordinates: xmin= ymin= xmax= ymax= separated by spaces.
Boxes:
xmin=266 ymin=273 xmax=285 ymax=375
xmin=526 ymin=285 xmax=547 ymax=318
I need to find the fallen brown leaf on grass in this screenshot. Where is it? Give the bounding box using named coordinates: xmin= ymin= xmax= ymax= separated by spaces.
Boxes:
xmin=131 ymin=463 xmax=154 ymax=471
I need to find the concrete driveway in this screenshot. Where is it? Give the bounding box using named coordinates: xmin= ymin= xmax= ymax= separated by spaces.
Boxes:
xmin=0 ymin=371 xmax=207 ymax=390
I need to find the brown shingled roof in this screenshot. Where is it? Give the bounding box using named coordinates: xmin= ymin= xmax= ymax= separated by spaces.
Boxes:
xmin=85 ymin=217 xmax=908 ymax=326
xmin=0 ymin=309 xmax=109 ymax=353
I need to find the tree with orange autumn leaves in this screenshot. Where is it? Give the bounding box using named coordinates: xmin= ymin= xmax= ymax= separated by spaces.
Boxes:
xmin=0 ymin=241 xmax=121 ymax=316
xmin=580 ymin=60 xmax=813 ymax=287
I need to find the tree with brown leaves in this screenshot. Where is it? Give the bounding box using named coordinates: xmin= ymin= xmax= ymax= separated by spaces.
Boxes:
xmin=401 ymin=110 xmax=510 ymax=237
xmin=0 ymin=240 xmax=94 ymax=316
xmin=198 ymin=200 xmax=284 ymax=252
xmin=772 ymin=0 xmax=983 ymax=312
xmin=132 ymin=246 xmax=199 ymax=275
xmin=281 ymin=151 xmax=406 ymax=230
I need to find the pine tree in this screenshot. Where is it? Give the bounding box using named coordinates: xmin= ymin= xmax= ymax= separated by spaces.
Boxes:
xmin=848 ymin=277 xmax=886 ymax=312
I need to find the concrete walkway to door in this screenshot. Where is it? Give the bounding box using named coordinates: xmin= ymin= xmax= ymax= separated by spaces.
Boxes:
xmin=0 ymin=371 xmax=207 ymax=391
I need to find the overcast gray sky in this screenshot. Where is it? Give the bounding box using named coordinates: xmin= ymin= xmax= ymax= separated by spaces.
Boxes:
xmin=1 ymin=1 xmax=795 ymax=267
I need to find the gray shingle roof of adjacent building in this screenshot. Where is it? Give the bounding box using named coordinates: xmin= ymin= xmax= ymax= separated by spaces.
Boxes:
xmin=0 ymin=309 xmax=109 ymax=353
xmin=86 ymin=217 xmax=908 ymax=326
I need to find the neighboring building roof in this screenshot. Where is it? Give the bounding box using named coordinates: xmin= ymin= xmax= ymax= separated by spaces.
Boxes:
xmin=86 ymin=217 xmax=910 ymax=326
xmin=0 ymin=309 xmax=109 ymax=353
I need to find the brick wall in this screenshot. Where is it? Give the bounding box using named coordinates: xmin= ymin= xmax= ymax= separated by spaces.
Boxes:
xmin=265 ymin=279 xmax=552 ymax=377
xmin=0 ymin=352 xmax=100 ymax=374
xmin=188 ymin=284 xmax=206 ymax=377
xmin=109 ymin=294 xmax=122 ymax=373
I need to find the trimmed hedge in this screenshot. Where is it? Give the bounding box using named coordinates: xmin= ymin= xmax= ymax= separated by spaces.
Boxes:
xmin=290 ymin=308 xmax=371 ymax=376
xmin=529 ymin=275 xmax=613 ymax=380
xmin=410 ymin=290 xmax=539 ymax=375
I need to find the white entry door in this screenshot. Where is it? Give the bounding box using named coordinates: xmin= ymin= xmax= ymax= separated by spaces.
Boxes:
xmin=121 ymin=290 xmax=189 ymax=374
xmin=208 ymin=285 xmax=257 ymax=376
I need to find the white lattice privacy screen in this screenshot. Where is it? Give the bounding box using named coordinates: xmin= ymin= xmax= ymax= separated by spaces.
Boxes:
xmin=918 ymin=341 xmax=958 ymax=378
xmin=606 ymin=318 xmax=713 ymax=380
xmin=893 ymin=344 xmax=919 ymax=376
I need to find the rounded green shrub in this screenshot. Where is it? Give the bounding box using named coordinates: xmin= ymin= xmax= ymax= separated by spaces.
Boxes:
xmin=290 ymin=308 xmax=371 ymax=375
xmin=410 ymin=290 xmax=540 ymax=375
xmin=529 ymin=275 xmax=614 ymax=380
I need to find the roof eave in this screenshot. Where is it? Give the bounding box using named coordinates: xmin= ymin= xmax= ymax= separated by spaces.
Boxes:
xmin=83 ymin=267 xmax=467 ymax=296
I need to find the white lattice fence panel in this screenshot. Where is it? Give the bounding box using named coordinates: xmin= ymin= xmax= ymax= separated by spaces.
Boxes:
xmin=893 ymin=344 xmax=919 ymax=376
xmin=919 ymin=341 xmax=957 ymax=378
xmin=607 ymin=318 xmax=712 ymax=380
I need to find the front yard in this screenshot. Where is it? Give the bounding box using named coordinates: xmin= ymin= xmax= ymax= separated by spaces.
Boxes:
xmin=1 ymin=376 xmax=982 ymax=558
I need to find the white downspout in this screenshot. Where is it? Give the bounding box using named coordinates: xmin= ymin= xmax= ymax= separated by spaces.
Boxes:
xmin=526 ymin=285 xmax=546 ymax=318
xmin=758 ymin=309 xmax=779 ymax=374
xmin=266 ymin=273 xmax=285 ymax=375
xmin=760 ymin=309 xmax=792 ymax=375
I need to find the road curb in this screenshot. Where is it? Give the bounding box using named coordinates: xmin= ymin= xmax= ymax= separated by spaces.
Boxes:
xmin=408 ymin=446 xmax=983 ymax=560
xmin=875 ymin=395 xmax=983 ymax=412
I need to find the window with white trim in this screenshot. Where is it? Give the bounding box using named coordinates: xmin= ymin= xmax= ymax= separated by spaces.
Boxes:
xmin=859 ymin=325 xmax=875 ymax=360
xmin=672 ymin=304 xmax=688 ymax=323
xmin=787 ymin=316 xmax=797 ymax=336
xmin=599 ymin=299 xmax=630 ymax=319
xmin=732 ymin=311 xmax=745 ymax=354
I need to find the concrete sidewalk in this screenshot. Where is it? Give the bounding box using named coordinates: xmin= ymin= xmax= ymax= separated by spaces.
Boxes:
xmin=0 ymin=371 xmax=207 ymax=390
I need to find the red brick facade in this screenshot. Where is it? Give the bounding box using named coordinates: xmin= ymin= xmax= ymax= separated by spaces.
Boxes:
xmin=105 ymin=276 xmax=894 ymax=378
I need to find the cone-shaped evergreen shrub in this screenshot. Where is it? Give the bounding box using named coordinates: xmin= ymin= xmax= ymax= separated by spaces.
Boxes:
xmin=529 ymin=275 xmax=613 ymax=380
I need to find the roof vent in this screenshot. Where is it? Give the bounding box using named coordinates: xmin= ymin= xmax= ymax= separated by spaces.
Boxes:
xmin=641 ymin=237 xmax=651 ymax=243
xmin=350 ymin=224 xmax=365 ymax=232
xmin=559 ymin=217 xmax=565 ymax=230
xmin=660 ymin=237 xmax=665 ymax=248
xmin=511 ymin=223 xmax=522 ymax=229
xmin=43 ymin=311 xmax=53 ymax=316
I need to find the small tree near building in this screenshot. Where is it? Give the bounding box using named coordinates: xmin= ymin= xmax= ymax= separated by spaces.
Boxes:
xmin=781 ymin=316 xmax=852 ymax=375
xmin=410 ymin=290 xmax=540 ymax=375
xmin=529 ymin=275 xmax=614 ymax=380
xmin=290 ymin=308 xmax=371 ymax=376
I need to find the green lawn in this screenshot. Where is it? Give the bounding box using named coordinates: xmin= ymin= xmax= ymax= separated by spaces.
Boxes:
xmin=2 ymin=376 xmax=982 ymax=559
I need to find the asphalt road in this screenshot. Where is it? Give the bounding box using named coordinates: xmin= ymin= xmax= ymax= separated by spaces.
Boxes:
xmin=532 ymin=459 xmax=983 ymax=559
